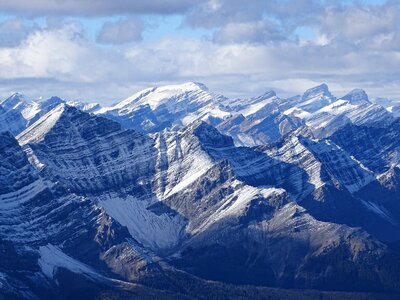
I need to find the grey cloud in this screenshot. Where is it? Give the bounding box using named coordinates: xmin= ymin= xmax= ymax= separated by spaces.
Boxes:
xmin=184 ymin=0 xmax=322 ymax=44
xmin=0 ymin=18 xmax=37 ymax=47
xmin=263 ymin=0 xmax=322 ymax=29
xmin=319 ymin=4 xmax=400 ymax=40
xmin=313 ymin=2 xmax=400 ymax=52
xmin=0 ymin=0 xmax=197 ymax=16
xmin=185 ymin=0 xmax=319 ymax=45
xmin=185 ymin=0 xmax=400 ymax=48
xmin=97 ymin=18 xmax=143 ymax=44
xmin=185 ymin=0 xmax=322 ymax=30
xmin=213 ymin=21 xmax=286 ymax=44
xmin=185 ymin=0 xmax=266 ymax=28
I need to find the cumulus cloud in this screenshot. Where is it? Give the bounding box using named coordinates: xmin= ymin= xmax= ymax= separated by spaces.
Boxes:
xmin=0 ymin=23 xmax=88 ymax=80
xmin=97 ymin=18 xmax=144 ymax=44
xmin=0 ymin=22 xmax=130 ymax=84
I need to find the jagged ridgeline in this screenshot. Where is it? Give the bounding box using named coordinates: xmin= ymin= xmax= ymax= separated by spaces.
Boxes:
xmin=1 ymin=83 xmax=400 ymax=299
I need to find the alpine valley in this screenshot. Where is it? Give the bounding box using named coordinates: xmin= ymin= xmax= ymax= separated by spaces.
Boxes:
xmin=2 ymin=82 xmax=400 ymax=299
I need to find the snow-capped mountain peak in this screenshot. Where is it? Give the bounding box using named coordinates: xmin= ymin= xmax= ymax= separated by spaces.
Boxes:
xmin=94 ymin=82 xmax=230 ymax=133
xmin=17 ymin=103 xmax=67 ymax=145
xmin=0 ymin=92 xmax=27 ymax=111
xmin=302 ymin=83 xmax=332 ymax=100
xmin=252 ymin=90 xmax=277 ymax=102
xmin=340 ymin=89 xmax=370 ymax=105
xmin=298 ymin=83 xmax=336 ymax=112
xmin=112 ymin=81 xmax=213 ymax=112
xmin=40 ymin=96 xmax=64 ymax=107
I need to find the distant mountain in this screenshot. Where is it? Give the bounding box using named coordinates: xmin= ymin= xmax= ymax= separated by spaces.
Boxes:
xmin=2 ymin=84 xmax=400 ymax=298
xmin=94 ymin=82 xmax=230 ymax=132
xmin=3 ymin=82 xmax=398 ymax=147
xmin=94 ymin=82 xmax=396 ymax=146
xmin=0 ymin=94 xmax=101 ymax=136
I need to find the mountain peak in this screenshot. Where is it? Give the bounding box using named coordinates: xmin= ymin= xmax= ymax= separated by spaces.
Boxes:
xmin=298 ymin=83 xmax=335 ymax=112
xmin=17 ymin=103 xmax=69 ymax=145
xmin=180 ymin=81 xmax=209 ymax=91
xmin=341 ymin=89 xmax=370 ymax=105
xmin=67 ymin=100 xmax=102 ymax=113
xmin=8 ymin=92 xmax=24 ymax=98
xmin=38 ymin=96 xmax=65 ymax=109
xmin=152 ymin=81 xmax=209 ymax=94
xmin=253 ymin=90 xmax=277 ymax=102
xmin=113 ymin=82 xmax=211 ymax=111
xmin=1 ymin=92 xmax=27 ymax=111
xmin=18 ymin=103 xmax=126 ymax=147
xmin=42 ymin=96 xmax=64 ymax=103
xmin=302 ymin=83 xmax=332 ymax=101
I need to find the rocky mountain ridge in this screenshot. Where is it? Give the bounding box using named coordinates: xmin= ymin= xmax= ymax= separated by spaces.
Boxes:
xmin=1 ymin=83 xmax=400 ymax=299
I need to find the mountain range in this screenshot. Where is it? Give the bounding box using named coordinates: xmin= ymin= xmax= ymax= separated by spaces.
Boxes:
xmin=1 ymin=82 xmax=400 ymax=299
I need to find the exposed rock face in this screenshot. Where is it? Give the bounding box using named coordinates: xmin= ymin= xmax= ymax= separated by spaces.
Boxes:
xmin=18 ymin=104 xmax=157 ymax=195
xmin=0 ymin=130 xmax=173 ymax=299
xmin=2 ymin=83 xmax=400 ymax=298
xmin=0 ymin=104 xmax=26 ymax=135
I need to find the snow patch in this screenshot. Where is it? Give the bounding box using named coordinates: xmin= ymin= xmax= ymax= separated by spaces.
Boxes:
xmin=38 ymin=244 xmax=103 ymax=280
xmin=98 ymin=194 xmax=186 ymax=250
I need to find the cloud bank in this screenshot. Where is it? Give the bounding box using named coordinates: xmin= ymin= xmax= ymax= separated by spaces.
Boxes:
xmin=0 ymin=0 xmax=399 ymax=103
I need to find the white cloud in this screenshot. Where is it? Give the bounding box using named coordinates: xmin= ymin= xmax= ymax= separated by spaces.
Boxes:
xmin=125 ymin=38 xmax=275 ymax=78
xmin=0 ymin=23 xmax=88 ymax=80
xmin=0 ymin=23 xmax=128 ymax=84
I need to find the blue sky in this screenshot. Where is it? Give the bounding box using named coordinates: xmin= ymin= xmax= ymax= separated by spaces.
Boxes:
xmin=0 ymin=0 xmax=399 ymax=104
